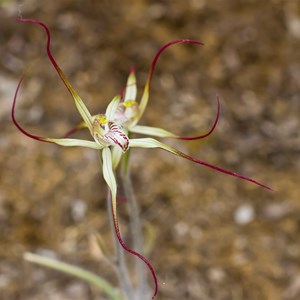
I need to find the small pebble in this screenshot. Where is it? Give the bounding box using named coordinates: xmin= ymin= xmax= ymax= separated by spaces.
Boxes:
xmin=234 ymin=204 xmax=255 ymax=225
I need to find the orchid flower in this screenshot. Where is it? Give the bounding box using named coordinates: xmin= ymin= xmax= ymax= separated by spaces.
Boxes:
xmin=61 ymin=35 xmax=271 ymax=192
xmin=13 ymin=18 xmax=272 ymax=300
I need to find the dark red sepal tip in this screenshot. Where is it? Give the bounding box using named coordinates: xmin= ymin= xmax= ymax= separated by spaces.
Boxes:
xmin=12 ymin=77 xmax=49 ymax=143
xmin=178 ymin=95 xmax=220 ymax=141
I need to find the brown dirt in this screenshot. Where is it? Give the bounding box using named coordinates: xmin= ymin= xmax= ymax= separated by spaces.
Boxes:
xmin=0 ymin=0 xmax=300 ymax=299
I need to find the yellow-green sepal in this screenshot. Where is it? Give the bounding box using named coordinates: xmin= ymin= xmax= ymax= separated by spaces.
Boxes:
xmin=130 ymin=125 xmax=177 ymax=138
xmin=45 ymin=137 xmax=103 ymax=149
xmin=56 ymin=68 xmax=94 ymax=134
xmin=102 ymin=148 xmax=117 ymax=215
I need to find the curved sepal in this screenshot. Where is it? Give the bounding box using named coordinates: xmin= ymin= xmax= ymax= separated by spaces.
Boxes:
xmin=45 ymin=138 xmax=103 ymax=149
xmin=12 ymin=77 xmax=101 ymax=150
xmin=131 ymin=95 xmax=220 ymax=140
xmin=178 ymin=95 xmax=220 ymax=140
xmin=129 ymin=138 xmax=272 ymax=191
xmin=102 ymin=148 xmax=117 ymax=213
xmin=12 ymin=77 xmax=51 ymax=143
xmin=137 ymin=39 xmax=204 ymax=124
xmin=16 ymin=18 xmax=94 ymax=134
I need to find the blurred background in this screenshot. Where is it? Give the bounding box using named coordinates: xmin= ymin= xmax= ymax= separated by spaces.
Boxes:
xmin=0 ymin=0 xmax=299 ymax=299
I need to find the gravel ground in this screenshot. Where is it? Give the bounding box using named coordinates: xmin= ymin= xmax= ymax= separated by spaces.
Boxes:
xmin=0 ymin=1 xmax=299 ymax=299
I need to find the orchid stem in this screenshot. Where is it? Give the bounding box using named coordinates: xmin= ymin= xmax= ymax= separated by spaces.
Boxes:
xmin=121 ymin=150 xmax=149 ymax=299
xmin=106 ymin=189 xmax=133 ymax=300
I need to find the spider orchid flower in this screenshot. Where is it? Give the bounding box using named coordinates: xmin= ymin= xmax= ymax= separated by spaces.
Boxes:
xmin=13 ymin=18 xmax=272 ymax=300
xmin=59 ymin=31 xmax=271 ymax=192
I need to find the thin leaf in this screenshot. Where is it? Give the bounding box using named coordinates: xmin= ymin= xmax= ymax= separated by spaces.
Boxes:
xmin=24 ymin=252 xmax=121 ymax=300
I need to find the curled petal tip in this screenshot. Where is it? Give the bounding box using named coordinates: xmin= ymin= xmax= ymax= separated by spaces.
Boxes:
xmin=15 ymin=17 xmax=28 ymax=22
xmin=179 ymin=151 xmax=272 ymax=191
xmin=12 ymin=77 xmax=49 ymax=143
xmin=150 ymin=39 xmax=205 ymax=84
xmin=138 ymin=38 xmax=205 ymax=121
xmin=16 ymin=18 xmax=42 ymax=25
xmin=178 ymin=39 xmax=204 ymax=46
xmin=178 ymin=95 xmax=220 ymax=141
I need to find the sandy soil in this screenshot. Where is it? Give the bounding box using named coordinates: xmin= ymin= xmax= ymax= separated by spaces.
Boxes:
xmin=0 ymin=0 xmax=300 ymax=299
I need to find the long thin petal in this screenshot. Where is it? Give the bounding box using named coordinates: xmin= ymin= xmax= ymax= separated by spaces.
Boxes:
xmin=12 ymin=78 xmax=100 ymax=150
xmin=102 ymin=148 xmax=158 ymax=299
xmin=130 ymin=125 xmax=177 ymax=138
xmin=137 ymin=39 xmax=204 ymax=124
xmin=45 ymin=138 xmax=102 ymax=149
xmin=16 ymin=18 xmax=94 ymax=133
xmin=124 ymin=67 xmax=137 ymax=102
xmin=129 ymin=138 xmax=272 ymax=191
xmin=106 ymin=96 xmax=121 ymax=120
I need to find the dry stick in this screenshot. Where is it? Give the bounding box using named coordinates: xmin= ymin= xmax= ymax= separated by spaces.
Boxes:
xmin=106 ymin=190 xmax=134 ymax=300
